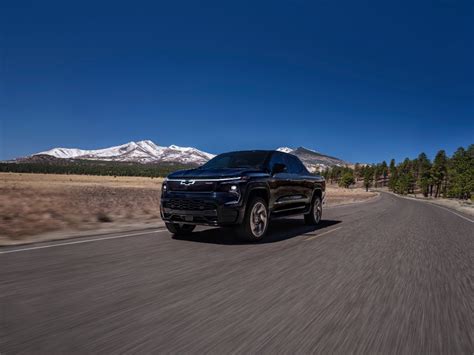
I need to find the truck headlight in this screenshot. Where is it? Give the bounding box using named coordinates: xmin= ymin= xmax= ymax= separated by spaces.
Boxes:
xmin=217 ymin=182 xmax=240 ymax=195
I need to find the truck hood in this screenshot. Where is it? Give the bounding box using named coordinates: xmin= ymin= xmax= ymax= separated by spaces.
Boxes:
xmin=167 ymin=168 xmax=264 ymax=180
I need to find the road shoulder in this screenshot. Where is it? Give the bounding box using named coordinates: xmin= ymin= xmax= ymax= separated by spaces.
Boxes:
xmin=0 ymin=221 xmax=166 ymax=247
xmin=382 ymin=191 xmax=474 ymax=223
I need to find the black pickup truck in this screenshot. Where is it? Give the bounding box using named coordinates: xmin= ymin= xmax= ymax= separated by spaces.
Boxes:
xmin=160 ymin=150 xmax=325 ymax=241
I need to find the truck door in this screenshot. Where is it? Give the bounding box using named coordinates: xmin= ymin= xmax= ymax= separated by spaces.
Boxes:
xmin=267 ymin=152 xmax=293 ymax=212
xmin=283 ymin=154 xmax=311 ymax=210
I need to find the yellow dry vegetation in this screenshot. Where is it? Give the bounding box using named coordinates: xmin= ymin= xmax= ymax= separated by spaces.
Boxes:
xmin=0 ymin=173 xmax=163 ymax=241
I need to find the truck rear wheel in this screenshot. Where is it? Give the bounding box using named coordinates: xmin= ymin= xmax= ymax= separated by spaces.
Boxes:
xmin=304 ymin=195 xmax=322 ymax=225
xmin=236 ymin=197 xmax=269 ymax=242
xmin=166 ymin=223 xmax=196 ymax=236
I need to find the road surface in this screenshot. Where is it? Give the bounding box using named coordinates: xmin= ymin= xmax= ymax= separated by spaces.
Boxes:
xmin=1 ymin=193 xmax=473 ymax=354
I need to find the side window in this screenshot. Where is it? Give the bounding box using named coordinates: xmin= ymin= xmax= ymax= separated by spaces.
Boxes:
xmin=285 ymin=155 xmax=308 ymax=175
xmin=294 ymin=157 xmax=309 ymax=175
xmin=283 ymin=155 xmax=297 ymax=174
xmin=268 ymin=152 xmax=287 ymax=172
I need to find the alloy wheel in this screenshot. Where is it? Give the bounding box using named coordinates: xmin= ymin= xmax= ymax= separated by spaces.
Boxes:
xmin=250 ymin=202 xmax=268 ymax=237
xmin=313 ymin=198 xmax=322 ymax=223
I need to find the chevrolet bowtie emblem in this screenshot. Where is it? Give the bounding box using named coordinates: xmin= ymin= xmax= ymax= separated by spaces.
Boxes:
xmin=180 ymin=180 xmax=196 ymax=185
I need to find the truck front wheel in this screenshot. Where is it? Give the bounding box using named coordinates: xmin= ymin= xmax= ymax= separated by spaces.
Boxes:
xmin=236 ymin=197 xmax=269 ymax=242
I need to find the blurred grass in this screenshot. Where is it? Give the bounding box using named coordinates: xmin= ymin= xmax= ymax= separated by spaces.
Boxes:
xmin=0 ymin=173 xmax=163 ymax=241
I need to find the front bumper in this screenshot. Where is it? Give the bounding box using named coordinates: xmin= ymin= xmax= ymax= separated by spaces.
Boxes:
xmin=160 ymin=192 xmax=245 ymax=226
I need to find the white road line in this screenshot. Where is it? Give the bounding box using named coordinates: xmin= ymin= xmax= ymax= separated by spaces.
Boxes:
xmin=391 ymin=194 xmax=474 ymax=224
xmin=304 ymin=226 xmax=343 ymax=241
xmin=0 ymin=229 xmax=165 ymax=255
xmin=423 ymin=202 xmax=473 ymax=223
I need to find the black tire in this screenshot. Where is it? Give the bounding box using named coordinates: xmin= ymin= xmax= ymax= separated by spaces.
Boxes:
xmin=165 ymin=222 xmax=196 ymax=236
xmin=304 ymin=195 xmax=322 ymax=225
xmin=236 ymin=197 xmax=269 ymax=242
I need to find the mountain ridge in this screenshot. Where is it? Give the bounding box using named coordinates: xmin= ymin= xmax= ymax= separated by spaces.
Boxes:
xmin=26 ymin=140 xmax=349 ymax=171
xmin=35 ymin=140 xmax=215 ymax=165
xmin=277 ymin=146 xmax=348 ymax=171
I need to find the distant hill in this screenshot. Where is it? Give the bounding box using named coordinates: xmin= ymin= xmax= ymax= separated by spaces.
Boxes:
xmin=277 ymin=147 xmax=348 ymax=172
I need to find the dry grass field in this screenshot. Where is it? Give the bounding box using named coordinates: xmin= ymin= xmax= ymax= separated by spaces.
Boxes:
xmin=0 ymin=173 xmax=377 ymax=244
xmin=0 ymin=173 xmax=163 ymax=244
xmin=325 ymin=185 xmax=378 ymax=206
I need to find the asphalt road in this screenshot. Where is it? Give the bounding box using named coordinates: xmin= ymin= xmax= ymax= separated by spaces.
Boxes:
xmin=1 ymin=193 xmax=473 ymax=354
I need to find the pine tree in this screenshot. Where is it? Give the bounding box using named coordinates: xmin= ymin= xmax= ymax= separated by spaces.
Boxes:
xmin=416 ymin=152 xmax=431 ymax=197
xmin=388 ymin=159 xmax=398 ymax=191
xmin=431 ymin=150 xmax=448 ymax=198
xmin=363 ymin=166 xmax=373 ymax=192
xmin=447 ymin=146 xmax=474 ymax=199
xmin=381 ymin=161 xmax=388 ymax=187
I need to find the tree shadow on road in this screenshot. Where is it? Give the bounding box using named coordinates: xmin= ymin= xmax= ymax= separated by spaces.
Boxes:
xmin=172 ymin=219 xmax=342 ymax=245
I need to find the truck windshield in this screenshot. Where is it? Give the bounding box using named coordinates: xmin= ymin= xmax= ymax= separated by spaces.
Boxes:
xmin=200 ymin=151 xmax=269 ymax=170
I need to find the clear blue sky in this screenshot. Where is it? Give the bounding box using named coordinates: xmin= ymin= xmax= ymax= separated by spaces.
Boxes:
xmin=1 ymin=0 xmax=473 ymax=163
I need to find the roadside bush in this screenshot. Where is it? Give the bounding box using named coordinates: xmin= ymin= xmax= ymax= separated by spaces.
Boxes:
xmin=97 ymin=212 xmax=113 ymax=223
xmin=339 ymin=171 xmax=355 ymax=188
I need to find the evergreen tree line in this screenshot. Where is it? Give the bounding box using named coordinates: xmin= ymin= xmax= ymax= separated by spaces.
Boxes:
xmin=321 ymin=144 xmax=473 ymax=199
xmin=0 ymin=160 xmax=193 ymax=178
xmin=321 ymin=166 xmax=356 ymax=188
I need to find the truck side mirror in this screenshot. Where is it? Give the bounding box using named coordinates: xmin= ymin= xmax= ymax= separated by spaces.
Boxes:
xmin=272 ymin=163 xmax=287 ymax=175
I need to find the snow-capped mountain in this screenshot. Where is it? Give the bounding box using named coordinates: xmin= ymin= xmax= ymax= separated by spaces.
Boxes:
xmin=34 ymin=140 xmax=215 ymax=165
xmin=276 ymin=147 xmax=294 ymax=154
xmin=277 ymin=146 xmax=348 ymax=172
xmin=31 ymin=141 xmax=348 ymax=170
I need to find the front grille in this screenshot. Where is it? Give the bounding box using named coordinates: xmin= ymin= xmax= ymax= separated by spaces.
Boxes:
xmin=166 ymin=199 xmax=216 ymax=211
xmin=167 ymin=180 xmax=216 ymax=192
